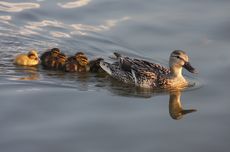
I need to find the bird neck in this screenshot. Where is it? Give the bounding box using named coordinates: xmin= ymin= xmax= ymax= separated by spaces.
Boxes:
xmin=168 ymin=65 xmax=188 ymax=87
xmin=170 ymin=65 xmax=183 ymax=78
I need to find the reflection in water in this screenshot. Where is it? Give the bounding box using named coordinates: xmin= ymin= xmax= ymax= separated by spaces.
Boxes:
xmin=58 ymin=0 xmax=91 ymax=9
xmin=18 ymin=73 xmax=39 ymax=81
xmin=169 ymin=91 xmax=197 ymax=120
xmin=38 ymin=68 xmax=93 ymax=91
xmin=104 ymin=79 xmax=197 ymax=120
xmin=12 ymin=66 xmax=40 ymax=81
xmin=0 ymin=1 xmax=40 ymax=12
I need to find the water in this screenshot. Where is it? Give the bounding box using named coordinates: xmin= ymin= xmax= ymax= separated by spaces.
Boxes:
xmin=1 ymin=0 xmax=230 ymax=152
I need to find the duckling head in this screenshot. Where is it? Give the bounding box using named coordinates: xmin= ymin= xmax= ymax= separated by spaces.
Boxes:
xmin=169 ymin=50 xmax=197 ymax=76
xmin=57 ymin=53 xmax=67 ymax=62
xmin=75 ymin=52 xmax=89 ymax=66
xmin=28 ymin=50 xmax=39 ymax=61
xmin=50 ymin=48 xmax=60 ymax=57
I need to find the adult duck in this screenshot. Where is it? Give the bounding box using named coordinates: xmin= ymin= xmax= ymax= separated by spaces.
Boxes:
xmin=99 ymin=50 xmax=197 ymax=89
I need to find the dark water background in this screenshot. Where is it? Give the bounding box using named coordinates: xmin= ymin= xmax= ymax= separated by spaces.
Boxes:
xmin=1 ymin=0 xmax=230 ymax=152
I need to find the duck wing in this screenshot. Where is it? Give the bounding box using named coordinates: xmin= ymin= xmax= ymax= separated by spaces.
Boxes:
xmin=118 ymin=56 xmax=170 ymax=76
xmin=100 ymin=53 xmax=170 ymax=88
xmin=117 ymin=55 xmax=170 ymax=88
xmin=136 ymin=60 xmax=169 ymax=75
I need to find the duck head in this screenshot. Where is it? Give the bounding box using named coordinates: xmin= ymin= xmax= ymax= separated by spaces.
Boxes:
xmin=169 ymin=50 xmax=197 ymax=76
xmin=28 ymin=50 xmax=39 ymax=62
xmin=75 ymin=52 xmax=89 ymax=66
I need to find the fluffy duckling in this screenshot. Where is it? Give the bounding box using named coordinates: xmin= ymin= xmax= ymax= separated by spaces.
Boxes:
xmin=40 ymin=48 xmax=67 ymax=70
xmin=40 ymin=48 xmax=60 ymax=68
xmin=64 ymin=52 xmax=90 ymax=72
xmin=54 ymin=53 xmax=68 ymax=70
xmin=14 ymin=50 xmax=40 ymax=66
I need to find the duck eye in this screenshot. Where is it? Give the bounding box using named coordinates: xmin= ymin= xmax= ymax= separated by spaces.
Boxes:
xmin=172 ymin=55 xmax=183 ymax=60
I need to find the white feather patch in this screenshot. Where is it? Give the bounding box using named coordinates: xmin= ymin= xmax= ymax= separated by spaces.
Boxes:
xmin=99 ymin=60 xmax=112 ymax=75
xmin=131 ymin=69 xmax=137 ymax=86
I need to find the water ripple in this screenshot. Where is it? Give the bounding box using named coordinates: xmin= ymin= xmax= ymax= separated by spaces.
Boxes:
xmin=0 ymin=1 xmax=40 ymax=12
xmin=0 ymin=15 xmax=11 ymax=21
xmin=57 ymin=0 xmax=91 ymax=9
xmin=21 ymin=17 xmax=131 ymax=37
xmin=70 ymin=16 xmax=131 ymax=34
xmin=50 ymin=31 xmax=71 ymax=38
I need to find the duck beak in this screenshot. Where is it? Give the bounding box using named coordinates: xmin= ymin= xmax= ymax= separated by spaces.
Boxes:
xmin=183 ymin=62 xmax=198 ymax=74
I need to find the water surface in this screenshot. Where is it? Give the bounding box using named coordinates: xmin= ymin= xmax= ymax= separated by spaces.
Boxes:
xmin=1 ymin=0 xmax=230 ymax=152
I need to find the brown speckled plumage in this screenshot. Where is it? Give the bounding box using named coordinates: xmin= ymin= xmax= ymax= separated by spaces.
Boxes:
xmin=100 ymin=51 xmax=197 ymax=89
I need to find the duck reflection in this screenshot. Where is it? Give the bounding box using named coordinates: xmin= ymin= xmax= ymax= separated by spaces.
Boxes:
xmin=169 ymin=90 xmax=197 ymax=120
xmin=13 ymin=66 xmax=40 ymax=81
xmin=102 ymin=79 xmax=197 ymax=120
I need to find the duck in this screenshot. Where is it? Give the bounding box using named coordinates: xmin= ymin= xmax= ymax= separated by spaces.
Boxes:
xmin=99 ymin=50 xmax=197 ymax=89
xmin=14 ymin=50 xmax=40 ymax=66
xmin=64 ymin=52 xmax=90 ymax=72
xmin=40 ymin=48 xmax=67 ymax=70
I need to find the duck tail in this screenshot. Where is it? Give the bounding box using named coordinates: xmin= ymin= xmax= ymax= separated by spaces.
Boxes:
xmin=99 ymin=60 xmax=112 ymax=75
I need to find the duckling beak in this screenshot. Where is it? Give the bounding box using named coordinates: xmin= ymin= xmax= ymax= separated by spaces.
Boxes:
xmin=183 ymin=62 xmax=198 ymax=74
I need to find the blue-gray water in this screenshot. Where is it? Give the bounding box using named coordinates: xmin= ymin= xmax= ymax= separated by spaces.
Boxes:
xmin=1 ymin=0 xmax=230 ymax=152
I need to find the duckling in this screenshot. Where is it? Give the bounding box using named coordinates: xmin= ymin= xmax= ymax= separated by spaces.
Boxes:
xmin=40 ymin=48 xmax=67 ymax=70
xmin=14 ymin=50 xmax=39 ymax=66
xmin=40 ymin=48 xmax=60 ymax=68
xmin=100 ymin=50 xmax=197 ymax=89
xmin=64 ymin=52 xmax=90 ymax=72
xmin=54 ymin=53 xmax=68 ymax=70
